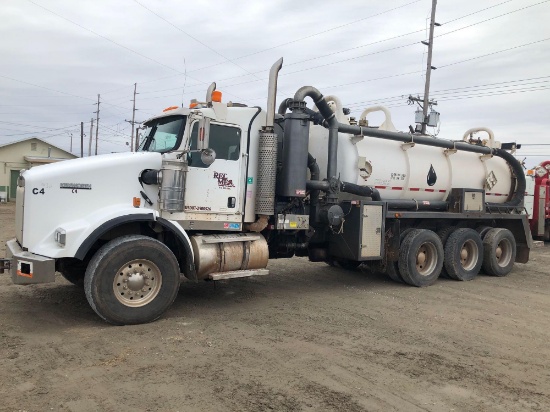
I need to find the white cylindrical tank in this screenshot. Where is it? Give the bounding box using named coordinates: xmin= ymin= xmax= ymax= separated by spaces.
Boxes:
xmin=308 ymin=103 xmax=513 ymax=204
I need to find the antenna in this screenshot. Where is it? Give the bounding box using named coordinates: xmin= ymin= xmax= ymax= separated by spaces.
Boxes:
xmin=181 ymin=57 xmax=187 ymax=108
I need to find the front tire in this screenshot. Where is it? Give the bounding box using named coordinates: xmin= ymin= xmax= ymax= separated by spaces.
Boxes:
xmin=84 ymin=235 xmax=181 ymax=325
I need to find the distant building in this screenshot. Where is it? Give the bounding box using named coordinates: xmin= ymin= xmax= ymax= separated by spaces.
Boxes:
xmin=0 ymin=137 xmax=77 ymax=201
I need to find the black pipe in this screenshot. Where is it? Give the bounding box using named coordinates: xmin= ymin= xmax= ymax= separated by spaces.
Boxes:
xmin=140 ymin=169 xmax=160 ymax=185
xmin=386 ymin=200 xmax=448 ymax=211
xmin=293 ymin=87 xmax=338 ymax=181
xmin=278 ymin=98 xmax=292 ymax=115
xmin=490 ymin=148 xmax=525 ymax=207
xmin=337 ymin=123 xmax=493 ymax=155
xmin=340 ymin=181 xmax=381 ymax=201
xmin=279 ymin=97 xmax=326 ymax=125
xmin=307 ymin=153 xmax=321 ymax=224
xmin=306 ymin=180 xmax=329 ymax=191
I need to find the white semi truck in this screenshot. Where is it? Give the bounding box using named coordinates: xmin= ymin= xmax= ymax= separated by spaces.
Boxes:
xmin=1 ymin=59 xmax=532 ymax=325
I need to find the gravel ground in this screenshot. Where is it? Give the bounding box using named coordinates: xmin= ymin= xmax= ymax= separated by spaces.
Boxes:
xmin=1 ymin=201 xmax=549 ymax=411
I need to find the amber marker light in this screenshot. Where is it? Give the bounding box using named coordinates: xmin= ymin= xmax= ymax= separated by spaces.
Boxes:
xmin=212 ymin=90 xmax=222 ymax=102
xmin=394 ymin=213 xmax=402 ymax=218
xmin=133 ymin=197 xmax=141 ymax=208
xmin=527 ymin=169 xmax=534 ymax=176
xmin=163 ymin=106 xmax=179 ymax=112
xmin=189 ymin=102 xmax=198 ymax=108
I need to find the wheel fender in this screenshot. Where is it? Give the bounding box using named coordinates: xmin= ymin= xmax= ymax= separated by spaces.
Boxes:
xmin=155 ymin=218 xmax=196 ymax=281
xmin=75 ymin=214 xmax=196 ymax=281
xmin=73 ymin=209 xmax=158 ymax=259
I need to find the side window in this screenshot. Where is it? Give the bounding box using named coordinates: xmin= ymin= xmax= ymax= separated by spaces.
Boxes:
xmin=188 ymin=123 xmax=241 ymax=168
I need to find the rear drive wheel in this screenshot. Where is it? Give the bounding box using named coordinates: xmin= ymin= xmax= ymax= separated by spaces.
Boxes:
xmin=476 ymin=225 xmax=493 ymax=240
xmin=482 ymin=228 xmax=516 ymax=277
xmin=399 ymin=229 xmax=443 ymax=287
xmin=384 ymin=228 xmax=415 ymax=283
xmin=84 ymin=235 xmax=181 ymax=325
xmin=386 ymin=261 xmax=403 ymax=283
xmin=444 ymin=228 xmax=483 ymax=281
xmin=437 ymin=226 xmax=456 ymax=279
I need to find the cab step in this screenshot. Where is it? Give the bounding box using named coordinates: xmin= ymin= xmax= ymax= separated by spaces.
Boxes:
xmin=207 ymin=269 xmax=269 ymax=281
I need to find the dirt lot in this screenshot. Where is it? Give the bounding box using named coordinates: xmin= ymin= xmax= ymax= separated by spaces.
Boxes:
xmin=1 ymin=202 xmax=550 ymax=411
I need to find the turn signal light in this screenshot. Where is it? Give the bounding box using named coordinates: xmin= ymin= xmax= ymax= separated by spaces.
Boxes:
xmin=133 ymin=197 xmax=141 ymax=208
xmin=212 ymin=90 xmax=222 ymax=102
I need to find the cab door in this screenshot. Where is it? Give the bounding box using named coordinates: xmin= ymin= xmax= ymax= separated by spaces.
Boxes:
xmin=183 ymin=121 xmax=244 ymax=219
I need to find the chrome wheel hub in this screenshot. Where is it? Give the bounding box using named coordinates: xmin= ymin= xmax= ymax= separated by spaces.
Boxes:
xmin=416 ymin=243 xmax=437 ymax=276
xmin=113 ymin=259 xmax=162 ymax=307
xmin=460 ymin=239 xmax=478 ymax=271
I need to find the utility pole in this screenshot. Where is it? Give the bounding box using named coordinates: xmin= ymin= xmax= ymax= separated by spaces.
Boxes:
xmin=94 ymin=94 xmax=100 ymax=155
xmin=422 ymin=0 xmax=438 ymax=135
xmin=88 ymin=118 xmax=94 ymax=156
xmin=80 ymin=122 xmax=84 ymax=158
xmin=409 ymin=0 xmax=440 ymax=135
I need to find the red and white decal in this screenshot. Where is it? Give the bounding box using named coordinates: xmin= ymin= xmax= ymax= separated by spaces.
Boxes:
xmin=213 ymin=171 xmax=235 ymax=189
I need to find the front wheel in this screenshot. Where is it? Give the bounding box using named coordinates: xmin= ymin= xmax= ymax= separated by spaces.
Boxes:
xmin=84 ymin=235 xmax=181 ymax=325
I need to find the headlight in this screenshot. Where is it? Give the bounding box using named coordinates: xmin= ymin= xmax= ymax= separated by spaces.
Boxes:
xmin=54 ymin=228 xmax=66 ymax=246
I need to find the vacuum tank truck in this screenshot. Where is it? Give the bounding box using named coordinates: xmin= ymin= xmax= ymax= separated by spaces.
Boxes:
xmin=1 ymin=59 xmax=532 ymax=325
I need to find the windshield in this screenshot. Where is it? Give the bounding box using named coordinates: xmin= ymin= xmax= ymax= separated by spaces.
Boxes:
xmin=138 ymin=115 xmax=186 ymax=153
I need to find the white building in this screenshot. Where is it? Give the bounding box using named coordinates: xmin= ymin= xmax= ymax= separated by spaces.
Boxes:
xmin=0 ymin=137 xmax=77 ymax=201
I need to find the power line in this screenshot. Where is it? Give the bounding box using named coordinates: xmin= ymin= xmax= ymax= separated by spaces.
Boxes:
xmin=0 ymin=123 xmax=85 ymax=137
xmin=347 ymin=85 xmax=550 ymax=110
xmin=438 ymin=37 xmax=550 ymax=69
xmin=344 ymin=76 xmax=550 ymax=108
xmin=132 ymin=0 xmax=263 ymax=84
xmin=102 ymin=0 xmax=422 ymax=93
xmin=442 ymin=0 xmax=513 ymax=24
xmin=135 ymin=3 xmax=549 ymax=103
xmin=435 ymin=0 xmax=550 ymax=40
xmin=24 ymin=0 xmax=250 ymax=102
xmin=25 ymin=0 xmax=185 ymax=76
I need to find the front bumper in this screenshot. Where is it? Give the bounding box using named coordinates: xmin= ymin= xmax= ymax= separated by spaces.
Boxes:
xmin=2 ymin=238 xmax=56 ymax=285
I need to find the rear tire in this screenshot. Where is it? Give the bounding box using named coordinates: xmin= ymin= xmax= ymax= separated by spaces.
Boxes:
xmin=384 ymin=228 xmax=415 ymax=283
xmin=482 ymin=228 xmax=516 ymax=277
xmin=386 ymin=261 xmax=403 ymax=283
xmin=437 ymin=226 xmax=456 ymax=279
xmin=444 ymin=228 xmax=483 ymax=281
xmin=398 ymin=229 xmax=443 ymax=287
xmin=84 ymin=235 xmax=181 ymax=325
xmin=476 ymin=225 xmax=493 ymax=240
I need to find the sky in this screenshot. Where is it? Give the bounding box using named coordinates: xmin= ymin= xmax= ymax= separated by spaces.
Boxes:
xmin=1 ymin=0 xmax=549 ymax=167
